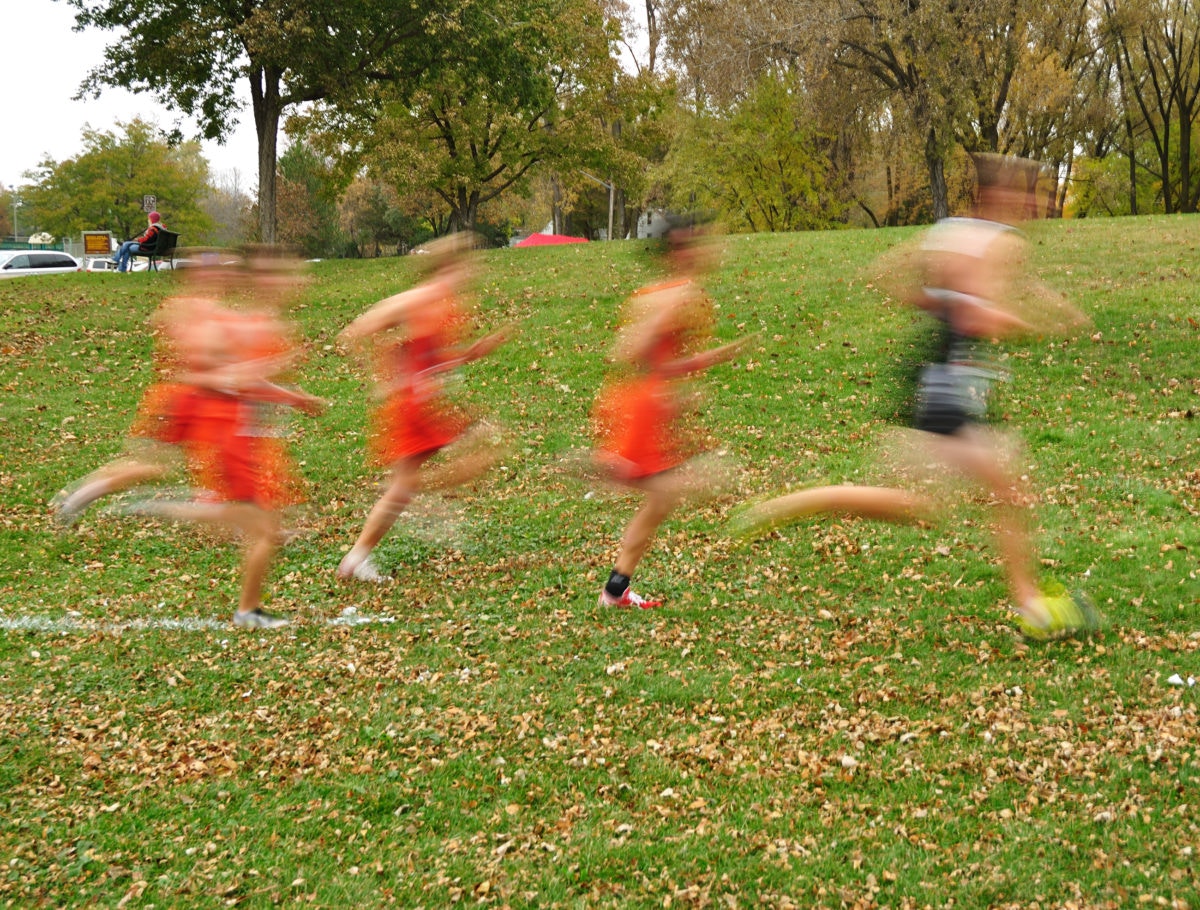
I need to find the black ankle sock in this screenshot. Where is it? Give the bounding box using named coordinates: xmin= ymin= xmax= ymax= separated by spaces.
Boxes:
xmin=605 ymin=571 xmax=631 ymax=598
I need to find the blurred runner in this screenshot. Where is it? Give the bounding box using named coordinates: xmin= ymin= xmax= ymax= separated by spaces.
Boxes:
xmin=336 ymin=234 xmax=510 ymax=584
xmin=54 ymin=251 xmax=323 ymax=629
xmin=52 ymin=254 xmax=237 ymax=526
xmin=592 ymin=225 xmax=749 ymax=609
xmin=734 ymin=155 xmax=1097 ymax=640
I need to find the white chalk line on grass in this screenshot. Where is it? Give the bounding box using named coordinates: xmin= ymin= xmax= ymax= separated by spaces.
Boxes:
xmin=0 ymin=608 xmax=397 ymax=635
xmin=0 ymin=615 xmax=224 ymax=634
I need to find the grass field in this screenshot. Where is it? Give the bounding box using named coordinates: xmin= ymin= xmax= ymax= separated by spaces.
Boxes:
xmin=1 ymin=216 xmax=1198 ymax=908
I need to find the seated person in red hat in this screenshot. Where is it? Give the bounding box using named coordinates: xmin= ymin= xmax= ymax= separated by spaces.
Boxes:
xmin=113 ymin=211 xmax=164 ymax=273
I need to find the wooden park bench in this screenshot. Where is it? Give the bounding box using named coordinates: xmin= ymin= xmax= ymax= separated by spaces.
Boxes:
xmin=131 ymin=229 xmax=181 ymax=272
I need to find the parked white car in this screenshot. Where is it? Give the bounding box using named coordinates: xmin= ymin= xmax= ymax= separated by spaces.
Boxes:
xmin=0 ymin=250 xmax=83 ymax=278
xmin=86 ymin=256 xmax=120 ymax=273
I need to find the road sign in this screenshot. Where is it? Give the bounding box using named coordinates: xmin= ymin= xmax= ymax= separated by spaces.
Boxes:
xmin=142 ymin=194 xmax=157 ymax=213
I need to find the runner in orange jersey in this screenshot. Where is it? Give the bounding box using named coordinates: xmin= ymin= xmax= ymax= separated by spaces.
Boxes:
xmin=58 ymin=252 xmax=323 ymax=629
xmin=593 ymin=225 xmax=750 ymax=609
xmin=51 ymin=256 xmax=239 ymax=527
xmin=337 ymin=234 xmax=510 ymax=584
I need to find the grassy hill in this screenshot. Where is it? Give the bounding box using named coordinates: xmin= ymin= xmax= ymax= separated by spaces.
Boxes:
xmin=1 ymin=217 xmax=1197 ymax=907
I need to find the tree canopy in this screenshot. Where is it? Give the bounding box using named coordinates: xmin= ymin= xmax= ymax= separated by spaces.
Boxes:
xmin=53 ymin=0 xmax=1200 ymax=239
xmin=294 ymin=0 xmax=625 ymax=233
xmin=21 ymin=118 xmax=212 ymax=242
xmin=658 ymin=73 xmax=846 ymax=232
xmin=60 ymin=0 xmax=455 ymax=242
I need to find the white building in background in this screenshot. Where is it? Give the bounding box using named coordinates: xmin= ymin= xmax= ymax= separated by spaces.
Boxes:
xmin=636 ymin=210 xmax=671 ymax=239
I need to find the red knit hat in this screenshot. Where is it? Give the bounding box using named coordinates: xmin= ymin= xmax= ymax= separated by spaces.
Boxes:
xmin=149 ymin=211 xmax=161 ymax=223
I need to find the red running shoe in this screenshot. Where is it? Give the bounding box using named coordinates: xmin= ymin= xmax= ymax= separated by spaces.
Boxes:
xmin=598 ymin=588 xmax=662 ymax=609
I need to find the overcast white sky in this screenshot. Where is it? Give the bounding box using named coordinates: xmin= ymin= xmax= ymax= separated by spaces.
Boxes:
xmin=2 ymin=0 xmax=260 ymax=191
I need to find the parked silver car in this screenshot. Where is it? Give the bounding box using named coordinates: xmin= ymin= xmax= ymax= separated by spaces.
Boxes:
xmin=0 ymin=250 xmax=83 ymax=278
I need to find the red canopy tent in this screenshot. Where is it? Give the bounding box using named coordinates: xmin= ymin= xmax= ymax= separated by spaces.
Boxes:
xmin=514 ymin=233 xmax=588 ymax=247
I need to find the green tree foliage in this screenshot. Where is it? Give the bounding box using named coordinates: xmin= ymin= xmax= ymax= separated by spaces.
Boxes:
xmin=649 ymin=0 xmax=1124 ymax=222
xmin=1098 ymin=0 xmax=1200 ymax=214
xmin=651 ymin=0 xmax=966 ymax=217
xmin=201 ymin=173 xmax=254 ymax=248
xmin=831 ymin=0 xmax=998 ymax=219
xmin=658 ymin=74 xmax=845 ymax=232
xmin=337 ymin=179 xmax=435 ymax=257
xmin=0 ymin=185 xmax=14 ymax=239
xmin=58 ymin=0 xmax=1200 ymax=233
xmin=1069 ymin=143 xmax=1162 ymax=215
xmin=276 ymin=142 xmax=343 ymax=258
xmin=21 ymin=118 xmax=212 ymax=243
xmin=589 ymin=69 xmax=675 ymax=238
xmin=298 ymin=0 xmax=623 ymax=233
xmin=530 ymin=68 xmax=674 ymax=239
xmin=60 ymin=0 xmax=454 ymax=242
xmin=1001 ymin=4 xmax=1121 ymax=217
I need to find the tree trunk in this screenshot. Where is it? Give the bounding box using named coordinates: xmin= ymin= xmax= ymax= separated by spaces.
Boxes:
xmin=645 ymin=0 xmax=659 ymax=73
xmin=448 ymin=188 xmax=479 ymax=233
xmin=614 ymin=187 xmax=627 ymax=239
xmin=629 ymin=206 xmax=645 ymax=238
xmin=610 ymin=119 xmax=626 ymax=239
xmin=1127 ymin=150 xmax=1138 ymax=215
xmin=1178 ymin=108 xmax=1193 ymax=213
xmin=250 ymin=64 xmax=283 ymax=244
xmin=885 ymin=164 xmax=895 ymax=226
xmin=1159 ymin=132 xmax=1174 ymax=213
xmin=1054 ymin=153 xmax=1073 ymax=218
xmin=925 ymin=130 xmax=949 ymax=221
xmin=466 ymin=191 xmax=479 ymax=231
xmin=552 ymin=178 xmax=564 ymax=234
xmin=857 ymin=199 xmax=881 ymax=228
xmin=1024 ymin=166 xmax=1042 ymax=220
xmin=1112 ymin=46 xmax=1139 ymax=216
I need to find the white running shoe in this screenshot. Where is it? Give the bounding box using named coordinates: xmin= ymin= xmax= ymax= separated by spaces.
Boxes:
xmin=338 ymin=553 xmax=391 ymax=584
xmin=233 ymin=608 xmax=290 ymax=629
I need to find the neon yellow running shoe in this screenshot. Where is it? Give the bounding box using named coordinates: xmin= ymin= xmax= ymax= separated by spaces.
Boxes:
xmin=1018 ymin=591 xmax=1102 ymax=641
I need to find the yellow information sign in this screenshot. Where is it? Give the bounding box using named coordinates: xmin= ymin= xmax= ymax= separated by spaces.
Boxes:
xmin=82 ymin=231 xmax=114 ymax=256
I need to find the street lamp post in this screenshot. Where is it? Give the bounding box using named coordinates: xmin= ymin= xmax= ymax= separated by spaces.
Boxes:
xmin=11 ymin=195 xmax=20 ymax=243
